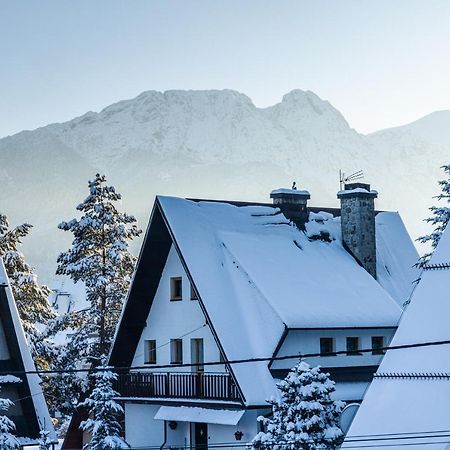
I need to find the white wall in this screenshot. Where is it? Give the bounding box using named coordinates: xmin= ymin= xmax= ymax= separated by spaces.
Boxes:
xmin=132 ymin=245 xmax=225 ymax=372
xmin=125 ymin=404 xmax=266 ymax=449
xmin=271 ymin=328 xmax=396 ymax=370
xmin=125 ymin=403 xmax=165 ymax=448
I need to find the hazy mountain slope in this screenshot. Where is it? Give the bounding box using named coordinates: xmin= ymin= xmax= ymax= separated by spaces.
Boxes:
xmin=0 ymin=89 xmax=448 ymax=282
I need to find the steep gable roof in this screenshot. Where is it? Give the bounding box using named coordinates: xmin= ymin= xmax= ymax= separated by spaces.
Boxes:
xmin=110 ymin=196 xmax=418 ymax=405
xmin=0 ymin=260 xmax=56 ymax=443
xmin=343 ymin=225 xmax=450 ymax=449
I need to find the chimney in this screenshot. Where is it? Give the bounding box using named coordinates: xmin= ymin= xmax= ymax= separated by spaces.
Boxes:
xmin=270 ymin=187 xmax=310 ymax=230
xmin=337 ymin=182 xmax=378 ymax=278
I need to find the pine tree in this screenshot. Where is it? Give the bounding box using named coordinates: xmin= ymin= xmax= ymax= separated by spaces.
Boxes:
xmin=79 ymin=363 xmax=128 ymax=450
xmin=0 ymin=214 xmax=55 ymax=369
xmin=0 ymin=396 xmax=19 ymax=450
xmin=417 ymin=164 xmax=450 ymax=267
xmin=56 ymin=173 xmax=142 ymax=361
xmin=38 ymin=429 xmax=52 ymax=450
xmin=252 ymin=362 xmax=345 ymax=450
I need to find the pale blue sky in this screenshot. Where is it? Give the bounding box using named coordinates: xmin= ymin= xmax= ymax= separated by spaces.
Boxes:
xmin=1 ymin=0 xmax=450 ymax=137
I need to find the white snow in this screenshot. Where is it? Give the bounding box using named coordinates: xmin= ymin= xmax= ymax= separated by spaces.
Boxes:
xmin=0 ymin=375 xmax=21 ymax=384
xmin=154 ymin=406 xmax=244 ymax=426
xmin=157 ymin=197 xmax=416 ymax=405
xmin=270 ymin=188 xmax=310 ymax=196
xmin=337 ymin=188 xmax=378 ymax=196
xmin=343 ymin=224 xmax=450 ymax=449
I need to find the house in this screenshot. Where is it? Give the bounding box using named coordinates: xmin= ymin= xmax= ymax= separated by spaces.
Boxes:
xmin=342 ymin=223 xmax=450 ymax=449
xmin=107 ymin=183 xmax=418 ymax=449
xmin=0 ymin=259 xmax=56 ymax=444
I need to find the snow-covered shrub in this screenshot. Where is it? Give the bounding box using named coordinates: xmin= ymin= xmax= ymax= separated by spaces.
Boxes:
xmin=0 ymin=396 xmax=19 ymax=450
xmin=252 ymin=361 xmax=345 ymax=450
xmin=417 ymin=164 xmax=450 ymax=267
xmin=79 ymin=364 xmax=128 ymax=450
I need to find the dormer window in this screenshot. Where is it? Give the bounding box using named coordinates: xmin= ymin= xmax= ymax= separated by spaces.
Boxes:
xmin=346 ymin=337 xmax=361 ymax=355
xmin=372 ymin=336 xmax=385 ymax=355
xmin=170 ymin=277 xmax=182 ymax=301
xmin=320 ymin=337 xmax=334 ymax=356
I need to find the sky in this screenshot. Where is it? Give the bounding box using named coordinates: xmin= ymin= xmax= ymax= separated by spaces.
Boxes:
xmin=1 ymin=0 xmax=450 ymax=137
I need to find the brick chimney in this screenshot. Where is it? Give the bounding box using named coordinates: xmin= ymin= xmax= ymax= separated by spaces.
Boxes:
xmin=270 ymin=187 xmax=310 ymax=230
xmin=337 ymin=182 xmax=378 ymax=278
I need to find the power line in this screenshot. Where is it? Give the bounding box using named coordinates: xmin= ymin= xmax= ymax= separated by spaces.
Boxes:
xmin=6 ymin=336 xmax=450 ymax=376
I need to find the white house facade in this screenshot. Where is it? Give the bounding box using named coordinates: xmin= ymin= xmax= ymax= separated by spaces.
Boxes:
xmin=108 ymin=183 xmax=419 ymax=450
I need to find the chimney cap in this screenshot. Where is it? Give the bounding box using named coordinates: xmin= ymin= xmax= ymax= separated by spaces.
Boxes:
xmin=270 ymin=188 xmax=311 ymax=200
xmin=337 ymin=182 xmax=378 ymax=199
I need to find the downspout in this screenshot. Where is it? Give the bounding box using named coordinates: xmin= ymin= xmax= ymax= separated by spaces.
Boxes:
xmin=160 ymin=420 xmax=167 ymax=450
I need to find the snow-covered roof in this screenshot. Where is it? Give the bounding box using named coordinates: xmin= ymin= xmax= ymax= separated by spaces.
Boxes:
xmin=270 ymin=188 xmax=310 ymax=197
xmin=154 ymin=406 xmax=244 ymax=425
xmin=0 ymin=260 xmax=56 ymax=442
xmin=343 ymin=224 xmax=450 ymax=449
xmin=154 ymin=197 xmax=417 ymax=405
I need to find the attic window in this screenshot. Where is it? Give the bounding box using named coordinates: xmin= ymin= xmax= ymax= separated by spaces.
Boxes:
xmin=170 ymin=277 xmax=182 ymax=301
xmin=346 ymin=337 xmax=361 ymax=355
xmin=372 ymin=336 xmax=385 ymax=355
xmin=190 ymin=284 xmax=198 ymax=300
xmin=320 ymin=338 xmax=334 ymax=356
xmin=144 ymin=340 xmax=157 ymax=364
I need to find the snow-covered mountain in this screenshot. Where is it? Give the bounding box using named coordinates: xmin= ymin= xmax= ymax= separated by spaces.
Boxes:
xmin=0 ymin=89 xmax=448 ymax=281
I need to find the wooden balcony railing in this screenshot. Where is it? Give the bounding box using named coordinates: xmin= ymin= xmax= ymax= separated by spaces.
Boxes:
xmin=113 ymin=372 xmax=241 ymax=402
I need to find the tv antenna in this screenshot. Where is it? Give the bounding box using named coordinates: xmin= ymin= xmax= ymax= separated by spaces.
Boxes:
xmin=339 ymin=170 xmax=364 ymax=191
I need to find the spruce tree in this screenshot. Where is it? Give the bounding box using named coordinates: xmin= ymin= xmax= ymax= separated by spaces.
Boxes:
xmin=56 ymin=173 xmax=141 ymax=360
xmin=0 ymin=214 xmax=55 ymax=368
xmin=0 ymin=396 xmax=19 ymax=450
xmin=417 ymin=164 xmax=450 ymax=267
xmin=252 ymin=362 xmax=345 ymax=450
xmin=79 ymin=364 xmax=127 ymax=450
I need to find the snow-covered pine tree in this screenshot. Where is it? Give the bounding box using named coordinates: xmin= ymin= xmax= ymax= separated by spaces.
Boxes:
xmin=0 ymin=396 xmax=19 ymax=450
xmin=417 ymin=164 xmax=450 ymax=267
xmin=0 ymin=214 xmax=55 ymax=369
xmin=79 ymin=363 xmax=127 ymax=450
xmin=252 ymin=361 xmax=345 ymax=450
xmin=56 ymin=174 xmax=142 ymax=361
xmin=38 ymin=429 xmax=52 ymax=450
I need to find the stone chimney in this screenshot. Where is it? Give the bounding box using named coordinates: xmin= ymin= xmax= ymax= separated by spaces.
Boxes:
xmin=337 ymin=182 xmax=378 ymax=278
xmin=270 ymin=187 xmax=310 ymax=230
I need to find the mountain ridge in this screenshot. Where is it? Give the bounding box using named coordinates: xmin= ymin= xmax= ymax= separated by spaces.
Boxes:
xmin=0 ymin=88 xmax=448 ymax=282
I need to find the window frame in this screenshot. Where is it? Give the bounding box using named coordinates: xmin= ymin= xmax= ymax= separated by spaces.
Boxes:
xmin=170 ymin=338 xmax=183 ymax=364
xmin=320 ymin=337 xmax=334 ymax=356
xmin=346 ymin=336 xmax=361 ymax=355
xmin=144 ymin=339 xmax=157 ymax=364
xmin=190 ymin=284 xmax=199 ymax=300
xmin=170 ymin=277 xmax=183 ymax=301
xmin=191 ymin=338 xmax=204 ymax=372
xmin=371 ymin=336 xmax=385 ymax=355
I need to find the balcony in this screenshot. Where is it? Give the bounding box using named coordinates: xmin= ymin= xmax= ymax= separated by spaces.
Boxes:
xmin=113 ymin=372 xmax=241 ymax=402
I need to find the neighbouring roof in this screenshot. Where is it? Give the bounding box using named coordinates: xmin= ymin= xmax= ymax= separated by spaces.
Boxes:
xmin=343 ymin=225 xmax=450 ymax=449
xmin=110 ymin=196 xmax=419 ymax=406
xmin=0 ymin=260 xmax=56 ymax=443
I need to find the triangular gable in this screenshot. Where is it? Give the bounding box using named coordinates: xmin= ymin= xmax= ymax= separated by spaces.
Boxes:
xmin=0 ymin=260 xmax=55 ymax=443
xmin=343 ymin=224 xmax=450 ymax=449
xmin=109 ymin=199 xmax=248 ymax=404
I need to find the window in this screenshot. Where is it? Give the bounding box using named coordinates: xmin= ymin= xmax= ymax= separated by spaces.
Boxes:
xmin=190 ymin=284 xmax=198 ymax=300
xmin=191 ymin=338 xmax=204 ymax=372
xmin=170 ymin=277 xmax=182 ymax=301
xmin=144 ymin=340 xmax=157 ymax=364
xmin=372 ymin=336 xmax=385 ymax=355
xmin=346 ymin=337 xmax=361 ymax=355
xmin=170 ymin=339 xmax=183 ymax=364
xmin=320 ymin=338 xmax=334 ymax=356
